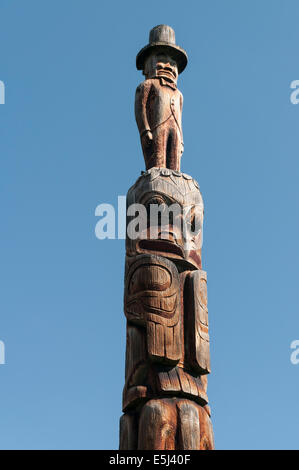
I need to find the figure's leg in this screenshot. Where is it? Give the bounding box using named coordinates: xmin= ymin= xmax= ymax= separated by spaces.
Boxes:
xmin=198 ymin=405 xmax=215 ymax=450
xmin=119 ymin=412 xmax=138 ymax=450
xmin=140 ymin=134 xmax=153 ymax=170
xmin=138 ymin=398 xmax=177 ymax=450
xmin=176 ymin=399 xmax=214 ymax=450
xmin=166 ymin=124 xmax=181 ymax=171
xmin=149 ymin=126 xmax=167 ymax=169
xmin=176 ymin=399 xmax=201 ymax=449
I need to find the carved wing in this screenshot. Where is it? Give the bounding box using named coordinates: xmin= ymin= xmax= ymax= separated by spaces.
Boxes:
xmin=184 ymin=270 xmax=211 ymax=375
xmin=124 ymin=254 xmax=182 ymax=364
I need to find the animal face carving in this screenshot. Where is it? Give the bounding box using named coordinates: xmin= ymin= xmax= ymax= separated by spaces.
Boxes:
xmin=126 ymin=169 xmax=204 ymax=269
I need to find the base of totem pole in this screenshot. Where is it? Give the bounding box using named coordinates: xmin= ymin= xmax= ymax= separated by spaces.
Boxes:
xmin=119 ymin=397 xmax=214 ymax=450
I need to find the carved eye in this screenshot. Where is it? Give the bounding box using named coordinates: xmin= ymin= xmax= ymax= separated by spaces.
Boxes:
xmin=145 ymin=196 xmax=166 ymax=210
xmin=145 ymin=196 xmax=167 ymax=227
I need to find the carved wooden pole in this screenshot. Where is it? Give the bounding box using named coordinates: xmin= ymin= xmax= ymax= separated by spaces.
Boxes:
xmin=119 ymin=25 xmax=214 ymax=450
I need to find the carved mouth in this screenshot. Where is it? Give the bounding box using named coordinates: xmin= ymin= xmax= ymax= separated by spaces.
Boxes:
xmin=138 ymin=239 xmax=184 ymax=257
xmin=157 ymin=70 xmax=176 ymax=80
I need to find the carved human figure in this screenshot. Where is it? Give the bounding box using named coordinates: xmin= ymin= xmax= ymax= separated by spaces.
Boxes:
xmin=135 ymin=25 xmax=188 ymax=171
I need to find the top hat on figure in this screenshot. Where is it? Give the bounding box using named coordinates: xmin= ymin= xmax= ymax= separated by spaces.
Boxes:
xmin=136 ymin=24 xmax=188 ymax=74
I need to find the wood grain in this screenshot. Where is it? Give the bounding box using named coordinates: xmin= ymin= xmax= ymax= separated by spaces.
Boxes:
xmin=120 ymin=26 xmax=214 ymax=450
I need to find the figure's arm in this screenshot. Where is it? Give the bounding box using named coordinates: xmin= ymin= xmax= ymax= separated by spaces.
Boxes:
xmin=135 ymin=80 xmax=152 ymax=137
xmin=180 ymin=92 xmax=184 ymax=154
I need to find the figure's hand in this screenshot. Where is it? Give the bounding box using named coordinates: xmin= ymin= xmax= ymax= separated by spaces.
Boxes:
xmin=142 ymin=130 xmax=153 ymax=147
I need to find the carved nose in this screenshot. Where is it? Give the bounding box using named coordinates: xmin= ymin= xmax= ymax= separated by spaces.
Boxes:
xmin=157 ymin=63 xmax=175 ymax=73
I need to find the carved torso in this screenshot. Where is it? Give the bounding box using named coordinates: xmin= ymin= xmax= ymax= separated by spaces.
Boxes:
xmin=135 ymin=78 xmax=183 ymax=136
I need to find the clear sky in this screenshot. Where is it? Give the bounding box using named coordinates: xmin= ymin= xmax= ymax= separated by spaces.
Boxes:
xmin=1 ymin=0 xmax=299 ymax=450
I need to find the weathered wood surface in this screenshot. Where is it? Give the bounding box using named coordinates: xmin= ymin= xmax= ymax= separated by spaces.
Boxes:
xmin=185 ymin=270 xmax=211 ymax=375
xmin=120 ymin=398 xmax=214 ymax=450
xmin=121 ymin=235 xmax=214 ymax=449
xmin=135 ymin=25 xmax=187 ymax=171
xmin=125 ymin=255 xmax=182 ymax=364
xmin=119 ymin=25 xmax=214 ymax=450
xmin=126 ymin=168 xmax=203 ymax=271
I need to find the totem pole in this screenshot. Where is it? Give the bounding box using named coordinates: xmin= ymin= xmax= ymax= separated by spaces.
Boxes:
xmin=119 ymin=25 xmax=214 ymax=450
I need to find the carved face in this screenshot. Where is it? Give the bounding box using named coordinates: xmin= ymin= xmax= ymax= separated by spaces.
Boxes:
xmin=126 ymin=168 xmax=204 ymax=270
xmin=144 ymin=53 xmax=178 ymax=84
xmin=140 ymin=193 xmax=203 ymax=256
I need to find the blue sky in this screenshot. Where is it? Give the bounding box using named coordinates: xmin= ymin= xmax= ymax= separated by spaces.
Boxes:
xmin=1 ymin=0 xmax=299 ymax=449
